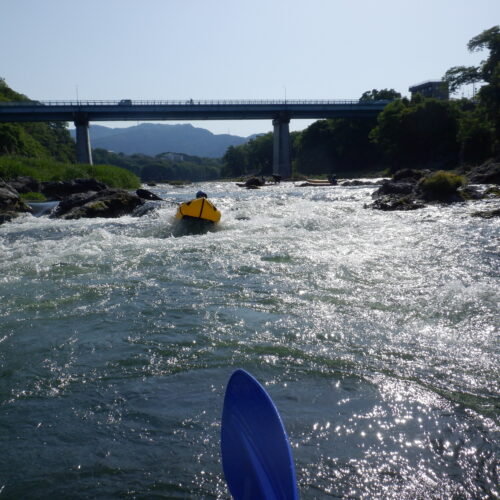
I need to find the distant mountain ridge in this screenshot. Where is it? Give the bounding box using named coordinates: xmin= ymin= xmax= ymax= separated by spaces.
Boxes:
xmin=70 ymin=123 xmax=254 ymax=158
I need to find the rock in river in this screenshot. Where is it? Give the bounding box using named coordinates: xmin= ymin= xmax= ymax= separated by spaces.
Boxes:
xmin=41 ymin=178 xmax=108 ymax=200
xmin=51 ymin=188 xmax=144 ymax=220
xmin=0 ymin=179 xmax=31 ymax=224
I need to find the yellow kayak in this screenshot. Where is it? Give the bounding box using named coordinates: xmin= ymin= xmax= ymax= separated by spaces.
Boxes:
xmin=175 ymin=197 xmax=221 ymax=223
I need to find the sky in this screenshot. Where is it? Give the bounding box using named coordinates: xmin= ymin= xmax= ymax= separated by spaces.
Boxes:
xmin=1 ymin=0 xmax=499 ymax=137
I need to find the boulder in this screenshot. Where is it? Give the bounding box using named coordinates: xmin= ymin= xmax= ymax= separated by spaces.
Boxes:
xmin=368 ymin=170 xmax=426 ymax=211
xmin=368 ymin=169 xmax=471 ymax=210
xmin=471 ymin=208 xmax=500 ymax=219
xmin=368 ymin=196 xmax=425 ymax=211
xmin=51 ymin=188 xmax=144 ymax=219
xmin=341 ymin=180 xmax=379 ymax=186
xmin=0 ymin=179 xmax=32 ymax=224
xmin=245 ymin=177 xmax=265 ymax=187
xmin=41 ymin=178 xmax=107 ymax=199
xmin=374 ymin=179 xmax=416 ymax=196
xmin=392 ymin=168 xmax=430 ymax=182
xmin=136 ymin=188 xmax=163 ymax=201
xmin=8 ymin=176 xmax=41 ymax=194
xmin=465 ymin=161 xmax=500 ymax=185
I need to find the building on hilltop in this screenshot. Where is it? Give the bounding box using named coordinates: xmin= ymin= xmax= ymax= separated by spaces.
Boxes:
xmin=409 ymin=80 xmax=449 ymax=100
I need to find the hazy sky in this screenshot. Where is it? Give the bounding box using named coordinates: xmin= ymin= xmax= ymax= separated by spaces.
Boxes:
xmin=1 ymin=0 xmax=499 ymax=136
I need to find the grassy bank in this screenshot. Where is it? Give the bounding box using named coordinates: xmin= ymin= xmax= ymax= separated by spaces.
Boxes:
xmin=0 ymin=155 xmax=141 ymax=189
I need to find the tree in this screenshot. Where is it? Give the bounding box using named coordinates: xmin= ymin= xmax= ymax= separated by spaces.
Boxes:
xmin=245 ymin=133 xmax=273 ymax=175
xmin=444 ymin=26 xmax=500 ymax=152
xmin=359 ymin=88 xmax=401 ymax=102
xmin=295 ymin=120 xmax=336 ymax=174
xmin=370 ymin=98 xmax=460 ymax=169
xmin=0 ymin=78 xmax=76 ymax=162
xmin=444 ymin=26 xmax=500 ymax=92
xmin=221 ymin=145 xmax=247 ymax=177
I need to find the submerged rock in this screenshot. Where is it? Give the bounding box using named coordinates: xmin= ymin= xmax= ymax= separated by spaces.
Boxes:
xmin=369 ymin=196 xmax=425 ymax=211
xmin=244 ymin=177 xmax=265 ymax=187
xmin=341 ymin=180 xmax=381 ymax=186
xmin=51 ymin=188 xmax=144 ymax=219
xmin=471 ymin=208 xmax=500 ymax=219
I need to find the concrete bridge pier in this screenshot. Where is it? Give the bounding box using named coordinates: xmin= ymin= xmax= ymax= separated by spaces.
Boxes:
xmin=272 ymin=117 xmax=291 ymax=179
xmin=74 ymin=114 xmax=93 ymax=164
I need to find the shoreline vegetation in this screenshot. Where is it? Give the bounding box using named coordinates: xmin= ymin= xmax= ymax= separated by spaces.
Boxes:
xmin=0 ymin=155 xmax=141 ymax=190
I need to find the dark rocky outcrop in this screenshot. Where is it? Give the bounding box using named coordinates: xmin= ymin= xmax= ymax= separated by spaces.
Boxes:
xmin=369 ymin=196 xmax=425 ymax=211
xmin=374 ymin=179 xmax=415 ymax=196
xmin=454 ymin=158 xmax=500 ymax=185
xmin=463 ymin=160 xmax=500 ymax=185
xmin=41 ymin=178 xmax=107 ymax=200
xmin=367 ymin=174 xmax=425 ymax=211
xmin=367 ymin=169 xmax=468 ymax=211
xmin=392 ymin=168 xmax=430 ymax=182
xmin=341 ymin=180 xmax=381 ymax=186
xmin=51 ymin=188 xmax=144 ymax=220
xmin=136 ymin=188 xmax=163 ymax=201
xmin=244 ymin=177 xmax=265 ymax=187
xmin=0 ymin=179 xmax=32 ymax=224
xmin=471 ymin=208 xmax=500 ymax=219
xmin=8 ymin=176 xmax=42 ymax=194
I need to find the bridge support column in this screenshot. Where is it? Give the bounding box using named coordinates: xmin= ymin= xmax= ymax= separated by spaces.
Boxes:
xmin=272 ymin=117 xmax=291 ymax=179
xmin=74 ymin=116 xmax=93 ymax=164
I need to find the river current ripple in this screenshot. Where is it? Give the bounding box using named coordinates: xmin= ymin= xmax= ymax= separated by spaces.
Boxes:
xmin=0 ymin=182 xmax=499 ymax=499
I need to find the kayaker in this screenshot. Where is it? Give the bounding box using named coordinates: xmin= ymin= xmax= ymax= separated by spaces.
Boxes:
xmin=196 ymin=190 xmax=207 ymax=199
xmin=328 ymin=174 xmax=338 ymax=185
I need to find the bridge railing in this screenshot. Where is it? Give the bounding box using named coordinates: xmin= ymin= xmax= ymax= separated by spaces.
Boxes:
xmin=0 ymin=99 xmax=391 ymax=107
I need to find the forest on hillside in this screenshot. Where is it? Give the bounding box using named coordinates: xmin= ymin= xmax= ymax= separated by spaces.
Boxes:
xmin=0 ymin=79 xmax=76 ymax=163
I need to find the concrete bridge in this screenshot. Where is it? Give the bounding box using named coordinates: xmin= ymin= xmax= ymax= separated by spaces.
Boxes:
xmin=0 ymin=99 xmax=390 ymax=178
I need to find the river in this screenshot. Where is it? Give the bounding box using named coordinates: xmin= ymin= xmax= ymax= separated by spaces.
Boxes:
xmin=0 ymin=181 xmax=498 ymax=499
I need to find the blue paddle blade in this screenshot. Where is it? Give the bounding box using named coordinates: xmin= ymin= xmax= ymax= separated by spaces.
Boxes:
xmin=221 ymin=369 xmax=298 ymax=500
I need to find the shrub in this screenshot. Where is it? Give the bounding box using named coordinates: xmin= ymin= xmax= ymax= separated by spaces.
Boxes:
xmin=419 ymin=171 xmax=466 ymax=200
xmin=20 ymin=192 xmax=47 ymax=202
xmin=0 ymin=155 xmax=140 ymax=189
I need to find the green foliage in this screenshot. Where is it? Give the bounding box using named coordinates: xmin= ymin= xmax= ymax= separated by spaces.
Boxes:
xmin=221 ymin=133 xmax=273 ymax=177
xmin=443 ymin=66 xmax=482 ymax=93
xmin=467 ymin=26 xmax=500 ymax=81
xmin=419 ymin=171 xmax=466 ymax=200
xmin=359 ymin=88 xmax=401 ymax=102
xmin=0 ymin=123 xmax=47 ymax=157
xmin=93 ymin=149 xmax=221 ymax=182
xmin=370 ymin=98 xmax=460 ymax=169
xmin=0 ymin=78 xmax=30 ymax=102
xmin=20 ymin=192 xmax=47 ymax=202
xmin=0 ymin=78 xmax=76 ymax=162
xmin=0 ymin=155 xmax=140 ymax=189
xmin=443 ymin=26 xmax=500 ymax=151
xmin=444 ymin=26 xmax=499 ymax=92
xmin=457 ymin=107 xmax=495 ymax=163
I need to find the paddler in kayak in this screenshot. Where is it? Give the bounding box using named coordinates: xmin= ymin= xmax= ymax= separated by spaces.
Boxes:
xmin=175 ymin=191 xmax=221 ymax=223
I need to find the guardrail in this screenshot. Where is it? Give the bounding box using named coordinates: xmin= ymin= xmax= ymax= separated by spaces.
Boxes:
xmin=0 ymin=99 xmax=390 ymax=107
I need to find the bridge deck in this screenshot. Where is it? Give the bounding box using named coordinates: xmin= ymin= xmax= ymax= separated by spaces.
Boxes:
xmin=0 ymin=100 xmax=390 ymax=122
